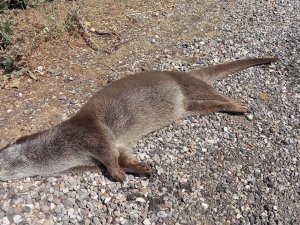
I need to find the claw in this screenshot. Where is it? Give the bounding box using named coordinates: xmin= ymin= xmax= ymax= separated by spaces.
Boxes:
xmin=110 ymin=169 xmax=126 ymax=182
xmin=227 ymin=101 xmax=248 ymax=113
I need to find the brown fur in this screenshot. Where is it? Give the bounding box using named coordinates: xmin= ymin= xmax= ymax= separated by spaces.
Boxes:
xmin=0 ymin=57 xmax=277 ymax=181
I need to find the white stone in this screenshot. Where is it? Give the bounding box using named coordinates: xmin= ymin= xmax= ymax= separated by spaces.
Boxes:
xmin=201 ymin=202 xmax=209 ymax=209
xmin=237 ymin=213 xmax=243 ymax=219
xmin=63 ymin=188 xmax=69 ymax=193
xmin=68 ymin=208 xmax=74 ymax=216
xmin=157 ymin=211 xmax=168 ymax=218
xmin=136 ymin=197 xmax=146 ymax=203
xmin=37 ymin=66 xmax=43 ymax=73
xmin=0 ymin=217 xmax=10 ymax=225
xmin=143 ymin=218 xmax=151 ymax=225
xmin=104 ymin=197 xmax=111 ymax=204
xmin=50 ymin=203 xmax=55 ymax=210
xmin=13 ymin=215 xmax=21 ymax=224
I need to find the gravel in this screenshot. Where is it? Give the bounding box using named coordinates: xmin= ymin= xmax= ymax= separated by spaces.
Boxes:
xmin=1 ymin=0 xmax=299 ymax=224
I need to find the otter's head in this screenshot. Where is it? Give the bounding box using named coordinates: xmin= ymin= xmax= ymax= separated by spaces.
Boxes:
xmin=0 ymin=142 xmax=31 ymax=181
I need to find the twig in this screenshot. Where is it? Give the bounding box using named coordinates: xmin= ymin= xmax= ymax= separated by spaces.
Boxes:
xmin=67 ymin=9 xmax=110 ymax=54
xmin=94 ymin=31 xmax=121 ymax=41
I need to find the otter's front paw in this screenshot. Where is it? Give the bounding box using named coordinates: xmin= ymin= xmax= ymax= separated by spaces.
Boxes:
xmin=110 ymin=169 xmax=126 ymax=182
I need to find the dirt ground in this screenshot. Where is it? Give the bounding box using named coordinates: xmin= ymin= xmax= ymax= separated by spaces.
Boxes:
xmin=0 ymin=0 xmax=229 ymax=148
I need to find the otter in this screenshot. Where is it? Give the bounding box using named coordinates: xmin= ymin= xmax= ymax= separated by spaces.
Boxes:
xmin=0 ymin=57 xmax=277 ymax=182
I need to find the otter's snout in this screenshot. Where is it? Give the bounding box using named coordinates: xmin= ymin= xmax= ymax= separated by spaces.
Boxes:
xmin=0 ymin=169 xmax=16 ymax=181
xmin=0 ymin=143 xmax=27 ymax=181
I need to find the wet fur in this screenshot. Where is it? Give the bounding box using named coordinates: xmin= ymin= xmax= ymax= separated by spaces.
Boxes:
xmin=0 ymin=57 xmax=277 ymax=181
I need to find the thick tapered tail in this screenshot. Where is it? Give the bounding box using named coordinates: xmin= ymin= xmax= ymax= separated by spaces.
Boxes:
xmin=190 ymin=57 xmax=278 ymax=84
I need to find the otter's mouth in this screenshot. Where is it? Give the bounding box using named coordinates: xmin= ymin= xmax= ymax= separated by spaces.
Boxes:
xmin=0 ymin=170 xmax=13 ymax=181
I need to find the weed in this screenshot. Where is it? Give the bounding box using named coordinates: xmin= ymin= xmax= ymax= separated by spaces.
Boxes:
xmin=2 ymin=55 xmax=17 ymax=73
xmin=45 ymin=15 xmax=69 ymax=38
xmin=1 ymin=54 xmax=35 ymax=79
xmin=0 ymin=20 xmax=14 ymax=49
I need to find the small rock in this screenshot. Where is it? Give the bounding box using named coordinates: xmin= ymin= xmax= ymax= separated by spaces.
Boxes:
xmin=41 ymin=205 xmax=50 ymax=213
xmin=246 ymin=114 xmax=254 ymax=121
xmin=157 ymin=210 xmax=168 ymax=218
xmin=104 ymin=197 xmax=111 ymax=204
xmin=42 ymin=219 xmax=55 ymax=225
xmin=63 ymin=188 xmax=69 ymax=193
xmin=196 ymin=60 xmax=206 ymax=65
xmin=143 ymin=218 xmax=151 ymax=225
xmin=59 ymin=183 xmax=65 ymax=191
xmin=37 ymin=66 xmax=43 ymax=73
xmin=13 ymin=215 xmax=22 ymax=223
xmin=136 ymin=197 xmax=146 ymax=203
xmin=0 ymin=217 xmax=10 ymax=225
xmin=68 ymin=208 xmax=74 ymax=216
xmin=201 ymin=202 xmax=209 ymax=209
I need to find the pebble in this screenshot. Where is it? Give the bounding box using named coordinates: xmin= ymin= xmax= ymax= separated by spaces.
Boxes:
xmin=135 ymin=197 xmax=146 ymax=203
xmin=63 ymin=188 xmax=69 ymax=193
xmin=13 ymin=215 xmax=21 ymax=223
xmin=246 ymin=114 xmax=254 ymax=121
xmin=143 ymin=218 xmax=151 ymax=225
xmin=157 ymin=211 xmax=168 ymax=218
xmin=41 ymin=205 xmax=50 ymax=213
xmin=0 ymin=217 xmax=10 ymax=225
xmin=201 ymin=203 xmax=209 ymax=210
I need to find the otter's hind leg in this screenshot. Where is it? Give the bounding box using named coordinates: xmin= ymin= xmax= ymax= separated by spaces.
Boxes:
xmin=170 ymin=73 xmax=247 ymax=115
xmin=175 ymin=75 xmax=247 ymax=115
xmin=186 ymin=99 xmax=247 ymax=116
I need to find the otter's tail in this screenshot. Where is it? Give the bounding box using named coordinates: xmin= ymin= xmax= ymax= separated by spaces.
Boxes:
xmin=190 ymin=57 xmax=278 ymax=84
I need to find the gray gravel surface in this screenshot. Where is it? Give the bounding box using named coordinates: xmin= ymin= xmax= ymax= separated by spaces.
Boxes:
xmin=1 ymin=0 xmax=299 ymax=225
